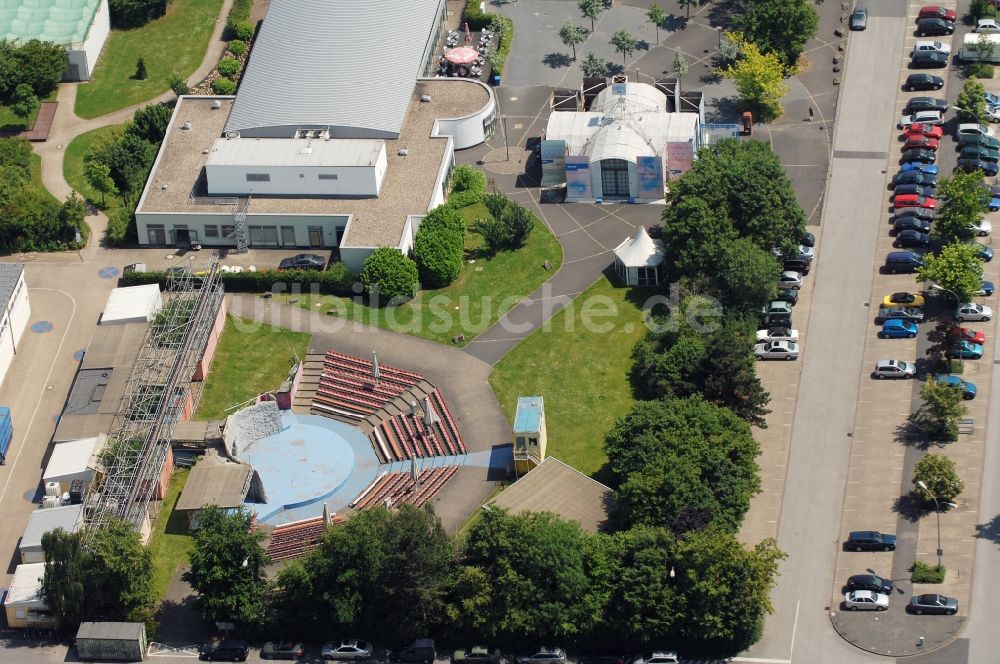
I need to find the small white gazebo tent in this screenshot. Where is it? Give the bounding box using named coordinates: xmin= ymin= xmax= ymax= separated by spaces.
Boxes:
xmin=613 ymin=226 xmax=664 ymax=286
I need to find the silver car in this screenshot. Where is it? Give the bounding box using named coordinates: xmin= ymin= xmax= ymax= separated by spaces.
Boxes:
xmin=872 ymin=359 xmax=916 ymax=379
xmin=844 ymin=590 xmax=889 ymax=611
xmin=322 ymin=640 xmax=374 ymax=661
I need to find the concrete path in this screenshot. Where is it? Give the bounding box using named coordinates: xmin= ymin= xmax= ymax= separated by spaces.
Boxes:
xmin=33 ymin=0 xmax=235 ymax=250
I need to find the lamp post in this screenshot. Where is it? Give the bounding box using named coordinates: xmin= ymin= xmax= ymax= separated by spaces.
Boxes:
xmin=929 ymin=283 xmax=959 ymax=302
xmin=716 ymin=26 xmax=723 ymax=50
xmin=917 ymin=480 xmax=957 ymax=571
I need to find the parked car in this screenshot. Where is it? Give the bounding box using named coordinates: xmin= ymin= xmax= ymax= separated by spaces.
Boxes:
xmin=972 ymin=242 xmax=995 ymax=261
xmin=904 ymin=73 xmax=945 ymax=90
xmin=846 ymin=530 xmax=897 ymax=551
xmin=912 ymin=39 xmax=952 ymax=55
xmin=899 ymin=148 xmax=937 ymax=164
xmin=783 ymin=258 xmax=811 ymax=275
xmin=800 ymin=230 xmax=816 ymax=247
xmin=968 ymin=219 xmax=993 ymax=236
xmin=518 ymin=649 xmax=567 ymax=664
xmin=916 ymin=18 xmax=955 ymax=36
xmin=951 ymin=339 xmax=984 ymax=359
xmin=918 ymin=5 xmax=957 ymax=21
xmin=977 ymin=17 xmax=1000 ymax=32
xmin=892 ymin=184 xmax=936 ymax=199
xmin=893 ymin=229 xmax=932 ymax=247
xmin=322 ymin=640 xmax=374 ymax=661
xmin=883 ymin=251 xmax=926 ymax=273
xmin=956 ymin=303 xmax=993 ymax=322
xmin=778 ymin=271 xmax=803 ymax=289
xmin=893 ymin=217 xmax=932 ymax=234
xmin=762 ymin=313 xmax=793 ymax=328
xmin=957 ymin=123 xmax=998 ymax=138
xmin=453 ymin=647 xmax=502 ymax=664
xmin=906 ymin=97 xmax=949 ymax=113
xmin=756 ymin=327 xmax=799 ymax=343
xmin=278 ymin=253 xmax=326 ymax=270
xmin=899 ymin=110 xmax=944 ymax=129
xmin=960 ymin=144 xmax=1000 ymax=162
xmin=875 ymin=305 xmax=925 ymax=323
xmin=956 ymin=158 xmax=1000 ymax=176
xmin=883 ymin=291 xmax=925 ymax=308
xmin=844 ymin=590 xmax=889 ymax=611
xmin=950 ymin=325 xmax=985 ymax=344
xmin=899 ymin=160 xmax=940 ymax=174
xmin=261 ymin=642 xmax=305 ymax=660
xmin=872 ymin=359 xmax=916 ymax=379
xmin=848 ymin=573 xmax=895 ymax=594
xmin=392 ymin=640 xmax=437 ymax=664
xmin=775 ymin=288 xmax=799 ymax=305
xmin=761 ymin=301 xmax=793 ymax=316
xmin=909 ymin=593 xmax=958 ymax=615
xmin=986 ymin=91 xmax=1000 ymax=106
xmin=628 ymin=653 xmax=679 ymax=664
xmin=934 ymin=374 xmax=977 ymax=399
xmin=199 ymin=641 xmax=250 ymax=662
xmin=904 ymin=123 xmax=945 ymax=140
xmin=879 ymin=320 xmax=919 ymax=338
xmin=892 ymin=169 xmax=938 ymax=186
xmin=893 ymin=207 xmax=937 ymax=222
xmin=910 ymin=51 xmax=949 ymax=68
xmin=893 ymin=193 xmax=937 ymax=208
xmin=959 ymin=133 xmax=1000 ymax=149
xmin=848 ymin=5 xmax=868 ymax=29
xmin=901 ymin=134 xmax=939 ymax=151
xmin=978 ymin=280 xmax=995 ymax=296
xmin=754 ymin=340 xmax=799 ymax=360
xmin=986 ymin=105 xmax=1000 ymax=123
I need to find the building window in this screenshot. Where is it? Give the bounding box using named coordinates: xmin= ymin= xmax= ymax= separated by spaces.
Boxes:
xmin=636 ymin=266 xmax=658 ymax=286
xmin=600 ymin=159 xmax=630 ymax=197
xmin=318 ymin=173 xmax=339 ymax=180
xmin=246 ymin=173 xmax=271 ymax=182
xmin=147 ymin=224 xmax=166 ymax=245
xmin=281 ymin=226 xmax=295 ymax=246
xmin=221 ymin=225 xmax=235 ymax=237
xmin=204 ymin=225 xmax=220 ymax=238
xmin=483 ymin=111 xmax=497 ymax=139
xmin=249 ymin=225 xmax=279 ymax=245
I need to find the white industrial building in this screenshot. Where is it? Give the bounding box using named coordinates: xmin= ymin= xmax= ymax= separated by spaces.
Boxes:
xmin=0 ymin=263 xmax=30 ymax=389
xmin=544 ymin=81 xmax=702 ymax=203
xmin=42 ymin=434 xmax=105 ymax=493
xmin=100 ymin=284 xmax=162 ymax=325
xmin=0 ymin=0 xmax=110 ymax=81
xmin=19 ymin=504 xmax=84 ymax=564
xmin=134 ymin=0 xmax=498 ymax=272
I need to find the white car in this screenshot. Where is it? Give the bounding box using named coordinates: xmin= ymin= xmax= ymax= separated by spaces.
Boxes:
xmin=778 ymin=270 xmax=803 ymax=289
xmin=956 ymin=302 xmax=993 ymax=322
xmin=958 ymin=123 xmax=998 ymax=139
xmin=899 ymin=111 xmax=944 ymax=129
xmin=970 ymin=219 xmax=993 ymax=236
xmin=912 ymin=40 xmax=952 ymax=55
xmin=754 ymin=340 xmax=799 ymax=360
xmin=977 ymin=18 xmax=1000 ymax=32
xmin=987 ymin=106 xmax=1000 ymax=124
xmin=844 ymin=590 xmax=889 ymax=611
xmin=756 ymin=328 xmax=799 ymax=343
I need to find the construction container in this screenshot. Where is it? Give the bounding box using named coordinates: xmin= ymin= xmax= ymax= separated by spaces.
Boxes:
xmin=0 ymin=407 xmax=11 ymax=463
xmin=76 ymin=622 xmax=147 ymax=662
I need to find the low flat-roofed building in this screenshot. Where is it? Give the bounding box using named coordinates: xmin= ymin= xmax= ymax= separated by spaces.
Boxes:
xmin=0 ymin=262 xmax=29 ymax=388
xmin=43 ymin=434 xmax=105 ymax=493
xmin=3 ymin=562 xmax=53 ymax=629
xmin=486 ymin=457 xmax=616 ymax=533
xmin=19 ymin=504 xmax=84 ymax=563
xmin=176 ymin=450 xmax=263 ymax=527
xmin=101 ymin=284 xmax=162 ymax=325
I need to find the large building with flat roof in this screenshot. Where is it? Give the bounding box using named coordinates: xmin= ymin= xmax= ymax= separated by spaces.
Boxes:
xmin=134 ymin=0 xmax=497 ymax=271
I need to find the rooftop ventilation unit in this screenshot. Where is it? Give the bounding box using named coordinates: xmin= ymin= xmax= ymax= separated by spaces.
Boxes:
xmin=225 ymin=131 xmax=239 ymax=139
xmin=181 ymin=121 xmax=192 ymax=130
xmin=300 ymin=147 xmax=313 ymax=155
xmin=211 ymin=100 xmax=222 ymax=109
xmin=398 ymin=148 xmax=408 ymax=156
xmin=420 ymin=94 xmax=431 ymax=102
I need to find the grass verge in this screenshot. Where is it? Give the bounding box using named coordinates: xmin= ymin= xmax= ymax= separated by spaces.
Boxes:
xmin=273 ymin=203 xmax=563 ymax=346
xmin=63 ymin=123 xmax=127 ymax=214
xmin=148 ymin=468 xmax=193 ymax=599
xmin=489 ymin=274 xmax=654 ymax=477
xmin=0 ymin=89 xmax=57 ymax=131
xmin=198 ymin=315 xmax=311 ymax=420
xmin=75 ymin=0 xmax=225 ymax=118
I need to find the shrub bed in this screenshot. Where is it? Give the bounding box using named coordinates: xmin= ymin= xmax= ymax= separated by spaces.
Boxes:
xmin=911 ymin=561 xmax=946 ymax=583
xmin=120 ymin=262 xmax=358 ymax=295
xmin=462 ymin=1 xmax=515 ymax=75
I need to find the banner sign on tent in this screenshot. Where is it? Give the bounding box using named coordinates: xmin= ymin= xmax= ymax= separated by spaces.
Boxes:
xmin=636 ymin=156 xmax=664 ymax=200
xmin=540 ymin=140 xmax=567 ymax=186
xmin=565 ymin=156 xmax=592 ymax=199
xmin=667 ymin=141 xmax=694 ymax=177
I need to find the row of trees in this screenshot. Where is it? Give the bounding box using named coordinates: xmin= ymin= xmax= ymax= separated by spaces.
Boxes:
xmin=0 ymin=40 xmax=67 ymax=127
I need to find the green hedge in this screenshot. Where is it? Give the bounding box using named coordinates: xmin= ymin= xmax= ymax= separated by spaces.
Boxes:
xmin=447 ymin=164 xmax=486 ymax=208
xmin=224 ymin=0 xmax=253 ymax=39
xmin=120 ymin=262 xmax=358 ymax=295
xmin=212 ymin=77 xmax=237 ymax=95
xmin=462 ymin=1 xmax=515 ymax=75
xmin=911 ymin=561 xmax=945 ymax=584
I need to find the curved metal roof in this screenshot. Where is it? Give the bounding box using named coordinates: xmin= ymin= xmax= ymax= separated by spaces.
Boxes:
xmin=225 ymin=0 xmax=445 ymax=138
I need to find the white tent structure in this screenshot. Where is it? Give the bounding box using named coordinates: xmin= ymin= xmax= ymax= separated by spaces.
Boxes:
xmin=42 ymin=434 xmax=105 ymax=493
xmin=101 ymin=284 xmax=162 ymax=324
xmin=613 ymin=226 xmax=664 ymax=286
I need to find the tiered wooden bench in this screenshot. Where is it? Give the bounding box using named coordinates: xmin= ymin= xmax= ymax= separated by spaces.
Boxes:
xmin=265 ymin=514 xmax=343 ymax=563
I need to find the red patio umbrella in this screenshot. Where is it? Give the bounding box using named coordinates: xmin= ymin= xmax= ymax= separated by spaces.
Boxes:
xmin=445 ymin=46 xmax=480 ymax=65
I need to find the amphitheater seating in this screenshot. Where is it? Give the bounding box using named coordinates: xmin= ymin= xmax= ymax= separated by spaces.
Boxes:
xmin=350 ymin=465 xmax=461 ymax=511
xmin=265 ymin=514 xmax=343 ymax=563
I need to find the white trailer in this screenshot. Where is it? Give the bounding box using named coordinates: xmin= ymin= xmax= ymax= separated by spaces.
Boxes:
xmin=958 ymin=33 xmax=1000 ymax=63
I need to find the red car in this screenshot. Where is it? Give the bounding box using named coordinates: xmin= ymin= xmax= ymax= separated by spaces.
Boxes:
xmin=904 ymin=135 xmax=940 ymax=150
xmin=893 ymin=194 xmax=938 ymax=209
xmin=904 ymin=123 xmax=944 ymax=139
xmin=950 ymin=325 xmax=986 ymax=345
xmin=917 ymin=5 xmax=957 ymax=21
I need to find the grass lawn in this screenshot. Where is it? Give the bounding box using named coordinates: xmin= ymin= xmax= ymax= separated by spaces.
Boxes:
xmin=29 ymin=153 xmax=58 ymax=204
xmin=0 ymin=89 xmax=57 ymax=131
xmin=63 ymin=123 xmax=126 ymax=214
xmin=75 ymin=0 xmax=225 ymax=119
xmin=490 ymin=274 xmax=656 ymax=477
xmin=273 ymin=202 xmax=563 ymax=346
xmin=198 ymin=316 xmax=311 ymax=420
xmin=148 ymin=468 xmax=193 ymax=599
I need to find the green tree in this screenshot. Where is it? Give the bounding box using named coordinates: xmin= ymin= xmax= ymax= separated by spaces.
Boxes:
xmin=913 ymin=453 xmax=965 ymax=505
xmin=605 ymin=526 xmax=679 ymax=643
xmin=714 ymin=237 xmax=781 ymax=312
xmin=471 ymin=215 xmax=509 ymax=252
xmin=106 ymin=205 xmax=134 ymax=245
xmin=718 ymin=34 xmax=789 ymax=120
xmin=0 ymin=136 xmax=33 ymax=177
xmin=580 ymin=51 xmax=608 ymax=78
xmin=610 ymin=29 xmax=638 ymax=65
xmin=559 ymin=22 xmax=587 ymax=60
xmin=956 ymin=80 xmax=987 ymax=123
xmin=974 ymin=30 xmax=998 ymax=59
xmin=502 ymin=202 xmax=534 ymax=247
xmin=87 ymin=519 xmax=156 ymax=619
xmin=578 ymin=0 xmax=604 ymax=31
xmin=217 ymin=57 xmax=241 ymax=78
xmin=14 ymin=39 xmax=67 ymax=97
xmin=421 ymin=203 xmax=465 ymax=236
xmin=916 ymin=242 xmax=984 ymax=303
xmin=678 ymin=0 xmax=700 ymax=19
xmin=84 ymin=159 xmax=117 ymax=205
xmin=183 ymin=506 xmax=270 ymax=627
xmin=41 ymin=528 xmax=89 ymax=633
xmin=127 ymin=103 xmax=174 ymax=143
xmin=134 ymin=57 xmax=147 ymax=80
xmin=59 ymin=192 xmax=87 ymax=238
xmin=647 ymin=3 xmax=666 ymax=43
xmin=910 ymin=379 xmax=968 ymax=442
xmin=167 ymin=72 xmax=189 ymax=96
xmin=738 ymin=0 xmax=818 ymax=69
xmin=604 ymin=396 xmax=762 ymax=532
xmin=108 ymin=0 xmax=169 ymax=29
xmin=413 ymin=225 xmax=462 ymax=288
xmin=932 ymin=170 xmax=990 ymax=244
xmin=360 ymin=247 xmax=420 ymax=303
xmin=673 ymin=50 xmax=689 ymax=86
xmin=10 ymin=83 xmax=38 ymax=128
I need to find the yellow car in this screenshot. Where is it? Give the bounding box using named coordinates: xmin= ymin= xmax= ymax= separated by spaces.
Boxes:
xmin=883 ymin=291 xmax=925 ymax=308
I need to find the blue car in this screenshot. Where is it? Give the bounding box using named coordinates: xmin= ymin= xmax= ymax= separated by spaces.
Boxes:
xmin=933 ymin=374 xmax=977 ymax=400
xmin=986 ymin=91 xmax=1000 ymax=106
xmin=988 ymin=196 xmax=1000 ymax=212
xmin=900 ymin=162 xmax=940 ymax=175
xmin=979 ymin=280 xmax=995 ymax=296
xmin=951 ymin=340 xmax=984 ymax=359
xmin=879 ymin=320 xmax=919 ymax=338
xmin=972 ymin=242 xmax=995 ymax=262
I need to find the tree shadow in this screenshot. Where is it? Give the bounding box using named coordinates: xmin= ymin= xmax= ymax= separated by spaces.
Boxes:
xmin=607 ymin=62 xmax=626 ymax=75
xmin=894 ymin=418 xmax=935 ymax=450
xmin=706 ymin=96 xmax=742 ymax=123
xmin=893 ymin=491 xmax=930 ymax=522
xmin=664 ymin=14 xmax=690 ymax=31
xmin=706 ymin=1 xmax=748 ymax=30
xmin=975 ymin=513 xmax=1000 ymax=544
xmin=699 ymin=69 xmax=723 ymax=85
xmin=637 ymin=40 xmax=651 ymax=52
xmin=155 ymin=596 xmax=210 ymax=643
xmin=542 ymin=52 xmax=572 ymax=69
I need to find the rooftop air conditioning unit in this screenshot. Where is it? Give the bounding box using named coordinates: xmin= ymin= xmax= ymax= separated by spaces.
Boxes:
xmin=212 ymin=100 xmax=222 ymax=109
xmin=225 ymin=131 xmax=239 ymax=139
xmin=181 ymin=121 xmax=192 ymax=130
xmin=420 ymin=94 xmax=431 ymax=103
xmin=398 ymin=148 xmax=408 ymax=156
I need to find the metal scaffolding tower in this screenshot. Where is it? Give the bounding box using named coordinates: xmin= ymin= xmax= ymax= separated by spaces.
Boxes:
xmin=84 ymin=258 xmax=224 ymax=534
xmin=229 ymin=196 xmax=251 ymax=253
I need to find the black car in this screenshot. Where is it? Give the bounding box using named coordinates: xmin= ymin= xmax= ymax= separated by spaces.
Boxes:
xmin=900 ymin=148 xmax=936 ymax=163
xmin=894 ymin=229 xmax=932 ymax=247
xmin=893 ymin=207 xmax=937 ymax=222
xmin=782 ymin=258 xmax=811 ymax=275
xmin=847 ymin=530 xmax=897 ymax=551
xmin=762 ymin=313 xmax=792 ymax=328
xmin=892 ymin=184 xmax=936 ymax=197
xmin=850 ymin=6 xmax=868 ymax=30
xmin=956 ymin=158 xmax=1000 ymax=176
xmin=277 ymin=253 xmax=326 ymax=270
xmin=775 ymin=288 xmax=799 ymax=305
xmin=200 ymin=640 xmax=250 ymax=662
xmin=892 ymin=170 xmax=938 ymax=187
xmin=910 ymin=50 xmax=949 ymax=68
xmin=906 ymin=96 xmax=949 ymax=113
xmin=800 ymin=230 xmax=816 ymax=247
xmin=262 ymin=641 xmax=305 ymax=660
xmin=847 ymin=574 xmax=894 ymax=595
xmin=904 ymin=73 xmax=945 ymax=91
xmin=916 ymin=17 xmax=955 ymax=36
xmin=893 ymin=217 xmax=932 ymax=234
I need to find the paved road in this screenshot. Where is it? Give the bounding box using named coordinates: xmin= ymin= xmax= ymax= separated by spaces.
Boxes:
xmin=742 ymin=4 xmax=909 ymax=663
